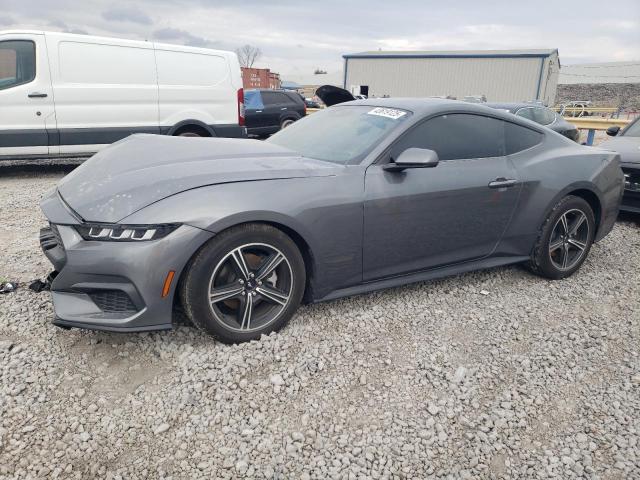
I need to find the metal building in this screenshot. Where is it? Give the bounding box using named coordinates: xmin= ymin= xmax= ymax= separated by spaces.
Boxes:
xmin=343 ymin=49 xmax=560 ymax=105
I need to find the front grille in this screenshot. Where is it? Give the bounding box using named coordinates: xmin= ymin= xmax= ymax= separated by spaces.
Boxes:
xmin=40 ymin=224 xmax=65 ymax=251
xmin=89 ymin=290 xmax=137 ymax=313
xmin=51 ymin=224 xmax=64 ymax=248
xmin=623 ymin=168 xmax=640 ymax=192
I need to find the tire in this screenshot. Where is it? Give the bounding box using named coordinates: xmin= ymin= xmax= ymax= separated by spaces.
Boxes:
xmin=280 ymin=118 xmax=295 ymax=129
xmin=177 ymin=131 xmax=202 ymax=137
xmin=527 ymin=195 xmax=595 ymax=279
xmin=180 ymin=223 xmax=306 ymax=343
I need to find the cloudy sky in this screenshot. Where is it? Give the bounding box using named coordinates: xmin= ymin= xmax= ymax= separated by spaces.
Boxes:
xmin=1 ymin=0 xmax=639 ymax=78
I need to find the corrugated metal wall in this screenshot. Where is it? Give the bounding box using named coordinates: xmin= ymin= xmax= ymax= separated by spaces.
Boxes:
xmin=539 ymin=52 xmax=559 ymax=105
xmin=345 ymin=56 xmax=554 ymax=103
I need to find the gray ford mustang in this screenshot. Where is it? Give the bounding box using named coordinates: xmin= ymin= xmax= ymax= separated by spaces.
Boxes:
xmin=598 ymin=117 xmax=640 ymax=213
xmin=40 ymin=99 xmax=624 ymax=343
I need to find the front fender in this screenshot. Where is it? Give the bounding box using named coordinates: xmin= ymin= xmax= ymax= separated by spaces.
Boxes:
xmin=120 ymin=173 xmax=365 ymax=298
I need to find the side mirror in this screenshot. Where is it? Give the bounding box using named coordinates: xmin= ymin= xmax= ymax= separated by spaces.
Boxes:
xmin=384 ymin=148 xmax=439 ymax=172
xmin=606 ymin=126 xmax=620 ymax=137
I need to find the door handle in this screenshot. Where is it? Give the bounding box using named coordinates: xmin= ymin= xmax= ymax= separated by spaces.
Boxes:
xmin=256 ymin=110 xmax=262 ymax=113
xmin=281 ymin=107 xmax=287 ymax=110
xmin=28 ymin=92 xmax=48 ymax=98
xmin=488 ymin=178 xmax=518 ymax=189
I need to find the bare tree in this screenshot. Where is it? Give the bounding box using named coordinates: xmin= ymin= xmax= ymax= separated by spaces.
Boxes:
xmin=235 ymin=44 xmax=262 ymax=68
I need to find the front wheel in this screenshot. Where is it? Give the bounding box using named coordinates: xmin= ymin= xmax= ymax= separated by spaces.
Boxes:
xmin=527 ymin=195 xmax=595 ymax=279
xmin=181 ymin=224 xmax=306 ymax=343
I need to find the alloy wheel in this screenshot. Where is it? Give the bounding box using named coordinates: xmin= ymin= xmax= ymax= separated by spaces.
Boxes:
xmin=207 ymin=243 xmax=293 ymax=332
xmin=548 ymin=208 xmax=590 ymax=271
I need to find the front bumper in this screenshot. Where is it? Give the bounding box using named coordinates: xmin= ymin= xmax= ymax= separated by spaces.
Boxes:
xmin=621 ymin=164 xmax=640 ymax=213
xmin=40 ymin=192 xmax=214 ymax=332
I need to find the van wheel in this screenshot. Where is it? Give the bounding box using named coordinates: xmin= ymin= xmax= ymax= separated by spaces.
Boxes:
xmin=174 ymin=125 xmax=210 ymax=137
xmin=280 ymin=118 xmax=295 ymax=129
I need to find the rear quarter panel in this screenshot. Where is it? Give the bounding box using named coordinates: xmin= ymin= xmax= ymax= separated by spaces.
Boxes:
xmin=498 ymin=138 xmax=622 ymax=256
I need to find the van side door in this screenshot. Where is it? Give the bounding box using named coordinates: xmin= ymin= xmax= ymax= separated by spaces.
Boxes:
xmin=0 ymin=33 xmax=55 ymax=158
xmin=45 ymin=33 xmax=159 ymax=155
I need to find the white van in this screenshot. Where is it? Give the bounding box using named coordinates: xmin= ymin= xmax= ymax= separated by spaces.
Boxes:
xmin=0 ymin=30 xmax=246 ymax=159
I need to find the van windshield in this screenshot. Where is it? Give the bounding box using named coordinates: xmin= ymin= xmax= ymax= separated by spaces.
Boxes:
xmin=267 ymin=105 xmax=411 ymax=164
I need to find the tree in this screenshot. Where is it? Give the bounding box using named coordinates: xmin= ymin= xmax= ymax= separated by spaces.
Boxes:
xmin=235 ymin=44 xmax=262 ymax=68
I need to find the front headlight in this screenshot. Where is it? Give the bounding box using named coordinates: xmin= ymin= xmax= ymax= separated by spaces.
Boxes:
xmin=75 ymin=223 xmax=181 ymax=242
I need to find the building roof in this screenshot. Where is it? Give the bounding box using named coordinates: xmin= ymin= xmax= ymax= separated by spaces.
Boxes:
xmin=343 ymin=49 xmax=558 ymax=59
xmin=559 ymin=61 xmax=640 ymax=85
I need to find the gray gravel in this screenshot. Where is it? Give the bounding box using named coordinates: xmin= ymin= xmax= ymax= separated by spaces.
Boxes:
xmin=1 ymin=169 xmax=639 ymax=479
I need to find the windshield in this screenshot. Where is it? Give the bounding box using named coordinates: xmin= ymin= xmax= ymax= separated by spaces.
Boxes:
xmin=622 ymin=118 xmax=640 ymax=137
xmin=267 ymin=105 xmax=411 ymax=164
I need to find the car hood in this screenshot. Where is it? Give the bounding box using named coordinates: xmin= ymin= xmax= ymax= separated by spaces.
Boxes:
xmin=57 ymin=134 xmax=337 ymax=223
xmin=315 ymin=85 xmax=355 ymax=107
xmin=597 ymin=137 xmax=640 ymax=164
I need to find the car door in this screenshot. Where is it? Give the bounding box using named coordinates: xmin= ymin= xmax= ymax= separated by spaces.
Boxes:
xmin=363 ymin=113 xmax=521 ymax=281
xmin=0 ymin=34 xmax=55 ymax=157
xmin=260 ymin=91 xmax=288 ymax=127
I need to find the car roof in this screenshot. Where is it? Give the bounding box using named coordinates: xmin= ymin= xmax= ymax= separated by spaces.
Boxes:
xmin=249 ymin=89 xmax=295 ymax=93
xmin=339 ymin=97 xmax=523 ymax=119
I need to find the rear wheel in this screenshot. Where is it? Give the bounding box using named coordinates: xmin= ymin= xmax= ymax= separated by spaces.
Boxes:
xmin=181 ymin=224 xmax=305 ymax=343
xmin=527 ymin=195 xmax=595 ymax=279
xmin=280 ymin=118 xmax=295 ymax=129
xmin=178 ymin=131 xmax=202 ymax=137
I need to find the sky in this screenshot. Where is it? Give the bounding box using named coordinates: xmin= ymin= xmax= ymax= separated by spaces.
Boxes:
xmin=1 ymin=0 xmax=639 ymax=78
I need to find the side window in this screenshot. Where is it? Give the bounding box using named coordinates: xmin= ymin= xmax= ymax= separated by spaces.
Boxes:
xmin=285 ymin=92 xmax=303 ymax=106
xmin=392 ymin=114 xmax=506 ymax=161
xmin=515 ymin=107 xmax=535 ymax=122
xmin=261 ymin=91 xmax=284 ymax=106
xmin=0 ymin=40 xmax=36 ymax=90
xmin=505 ymin=122 xmax=543 ymax=154
xmin=278 ymin=92 xmax=292 ymax=103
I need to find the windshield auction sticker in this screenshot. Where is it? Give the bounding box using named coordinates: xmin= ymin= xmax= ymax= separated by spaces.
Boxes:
xmin=367 ymin=107 xmax=407 ymax=120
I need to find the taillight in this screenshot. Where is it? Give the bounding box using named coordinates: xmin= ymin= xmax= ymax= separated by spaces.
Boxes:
xmin=237 ymin=88 xmax=245 ymax=126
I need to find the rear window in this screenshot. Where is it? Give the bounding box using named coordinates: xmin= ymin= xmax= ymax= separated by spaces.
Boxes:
xmin=0 ymin=40 xmax=35 ymax=90
xmin=156 ymin=50 xmax=229 ymax=86
xmin=532 ymin=107 xmax=556 ymax=125
xmin=515 ymin=107 xmax=535 ymax=121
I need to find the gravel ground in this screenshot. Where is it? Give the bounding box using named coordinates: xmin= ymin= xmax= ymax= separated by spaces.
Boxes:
xmin=0 ymin=168 xmax=639 ymax=480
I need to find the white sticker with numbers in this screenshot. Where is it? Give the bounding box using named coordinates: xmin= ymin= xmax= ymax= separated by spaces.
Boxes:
xmin=367 ymin=107 xmax=407 ymax=120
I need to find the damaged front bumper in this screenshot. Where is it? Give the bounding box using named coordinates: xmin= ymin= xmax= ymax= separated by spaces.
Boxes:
xmin=39 ymin=189 xmax=214 ymax=332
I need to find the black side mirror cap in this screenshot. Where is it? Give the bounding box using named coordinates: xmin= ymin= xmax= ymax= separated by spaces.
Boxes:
xmin=606 ymin=126 xmax=620 ymax=136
